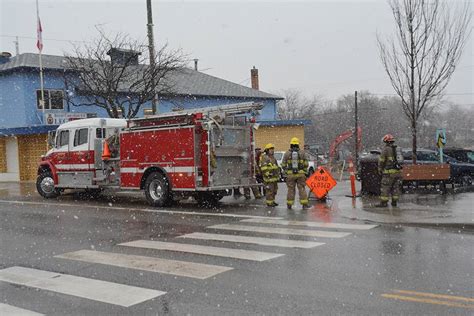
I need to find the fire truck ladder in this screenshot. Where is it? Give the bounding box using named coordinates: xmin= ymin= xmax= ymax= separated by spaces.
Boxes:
xmin=128 ymin=102 xmax=264 ymax=131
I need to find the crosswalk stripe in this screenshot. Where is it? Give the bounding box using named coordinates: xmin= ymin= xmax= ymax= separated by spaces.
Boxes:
xmin=240 ymin=218 xmax=378 ymax=230
xmin=178 ymin=232 xmax=325 ymax=248
xmin=0 ymin=266 xmax=165 ymax=307
xmin=55 ymin=250 xmax=232 ymax=280
xmin=0 ymin=303 xmax=44 ymax=316
xmin=208 ymin=224 xmax=351 ymax=238
xmin=119 ymin=240 xmax=285 ymax=262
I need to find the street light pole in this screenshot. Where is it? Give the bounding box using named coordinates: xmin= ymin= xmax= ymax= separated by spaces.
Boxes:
xmin=354 ymin=90 xmax=359 ymax=169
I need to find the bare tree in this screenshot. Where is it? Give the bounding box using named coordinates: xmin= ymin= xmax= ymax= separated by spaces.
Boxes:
xmin=277 ymin=89 xmax=311 ymax=120
xmin=64 ymin=32 xmax=186 ymax=119
xmin=443 ymin=104 xmax=474 ymax=148
xmin=377 ymin=0 xmax=471 ymax=162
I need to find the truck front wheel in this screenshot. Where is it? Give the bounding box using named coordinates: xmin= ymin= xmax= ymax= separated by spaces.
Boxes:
xmin=36 ymin=171 xmax=60 ymax=199
xmin=144 ymin=172 xmax=170 ymax=207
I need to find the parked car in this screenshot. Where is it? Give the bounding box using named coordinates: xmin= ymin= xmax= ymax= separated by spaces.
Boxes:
xmin=401 ymin=149 xmax=474 ymax=186
xmin=358 ymin=148 xmax=474 ymax=194
xmin=443 ymin=148 xmax=474 ymax=164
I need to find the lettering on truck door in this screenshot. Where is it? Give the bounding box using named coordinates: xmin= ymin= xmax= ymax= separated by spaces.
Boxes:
xmin=54 ymin=129 xmax=70 ymax=172
xmin=71 ymin=127 xmax=91 ymax=170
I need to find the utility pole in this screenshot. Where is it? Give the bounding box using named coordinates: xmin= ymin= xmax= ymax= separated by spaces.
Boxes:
xmin=146 ymin=0 xmax=157 ymax=114
xmin=354 ymin=90 xmax=359 ymax=169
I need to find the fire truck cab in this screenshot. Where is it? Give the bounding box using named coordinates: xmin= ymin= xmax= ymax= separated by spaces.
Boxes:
xmin=37 ymin=102 xmax=262 ymax=206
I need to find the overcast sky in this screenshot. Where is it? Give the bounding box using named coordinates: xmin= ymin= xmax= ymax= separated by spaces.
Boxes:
xmin=1 ymin=0 xmax=472 ymax=106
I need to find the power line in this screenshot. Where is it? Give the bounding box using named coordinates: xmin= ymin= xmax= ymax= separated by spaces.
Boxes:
xmin=0 ymin=34 xmax=87 ymax=43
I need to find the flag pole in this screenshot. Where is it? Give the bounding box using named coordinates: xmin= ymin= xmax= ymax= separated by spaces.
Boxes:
xmin=36 ymin=0 xmax=45 ymax=123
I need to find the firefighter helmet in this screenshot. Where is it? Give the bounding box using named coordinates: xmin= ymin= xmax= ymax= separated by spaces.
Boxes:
xmin=382 ymin=134 xmax=395 ymax=143
xmin=264 ymin=143 xmax=275 ymax=151
xmin=290 ymin=137 xmax=300 ymax=145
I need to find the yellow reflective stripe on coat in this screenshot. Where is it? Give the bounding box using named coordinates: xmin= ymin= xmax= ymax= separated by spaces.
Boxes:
xmin=261 ymin=164 xmax=278 ymax=171
xmin=286 ymin=170 xmax=306 ymax=174
xmin=264 ymin=177 xmax=279 ymax=183
xmin=382 ymin=169 xmax=401 ymax=174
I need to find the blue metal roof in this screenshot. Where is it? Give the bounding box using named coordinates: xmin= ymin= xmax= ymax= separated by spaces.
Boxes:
xmin=257 ymin=119 xmax=312 ymax=127
xmin=0 ymin=125 xmax=58 ymax=136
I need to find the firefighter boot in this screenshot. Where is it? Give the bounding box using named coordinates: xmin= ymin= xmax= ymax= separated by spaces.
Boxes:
xmin=302 ymin=204 xmax=310 ymax=209
xmin=287 ymin=204 xmax=292 ymax=210
xmin=391 ymin=200 xmax=398 ymax=207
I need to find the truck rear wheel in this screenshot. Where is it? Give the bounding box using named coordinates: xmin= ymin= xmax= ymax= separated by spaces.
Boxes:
xmin=36 ymin=171 xmax=59 ymax=199
xmin=144 ymin=172 xmax=170 ymax=207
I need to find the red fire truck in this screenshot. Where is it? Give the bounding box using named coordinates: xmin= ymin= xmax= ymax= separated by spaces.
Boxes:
xmin=36 ymin=102 xmax=262 ymax=206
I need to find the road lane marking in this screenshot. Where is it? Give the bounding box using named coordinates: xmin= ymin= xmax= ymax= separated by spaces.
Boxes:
xmin=393 ymin=290 xmax=474 ymax=303
xmin=55 ymin=250 xmax=232 ymax=280
xmin=0 ymin=303 xmax=44 ymax=316
xmin=0 ymin=199 xmax=282 ymax=220
xmin=0 ymin=266 xmax=165 ymax=307
xmin=208 ymin=224 xmax=351 ymax=238
xmin=119 ymin=240 xmax=285 ymax=262
xmin=178 ymin=232 xmax=325 ymax=248
xmin=241 ymin=218 xmax=378 ymax=230
xmin=381 ymin=294 xmax=474 ymax=309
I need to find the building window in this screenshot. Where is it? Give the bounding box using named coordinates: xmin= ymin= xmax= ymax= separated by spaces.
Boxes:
xmin=74 ymin=128 xmax=88 ymax=147
xmin=36 ymin=90 xmax=64 ymax=110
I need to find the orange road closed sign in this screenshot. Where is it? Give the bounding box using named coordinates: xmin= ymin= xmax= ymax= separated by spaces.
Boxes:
xmin=306 ymin=167 xmax=337 ymax=199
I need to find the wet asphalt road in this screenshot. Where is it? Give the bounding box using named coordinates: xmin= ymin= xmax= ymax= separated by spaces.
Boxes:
xmin=0 ymin=188 xmax=473 ymax=315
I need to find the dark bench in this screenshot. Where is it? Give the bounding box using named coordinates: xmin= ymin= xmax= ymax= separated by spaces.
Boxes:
xmin=359 ymin=160 xmax=451 ymax=195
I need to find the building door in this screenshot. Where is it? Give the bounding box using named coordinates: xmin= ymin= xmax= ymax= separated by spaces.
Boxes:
xmin=18 ymin=134 xmax=48 ymax=181
xmin=0 ymin=137 xmax=21 ymax=182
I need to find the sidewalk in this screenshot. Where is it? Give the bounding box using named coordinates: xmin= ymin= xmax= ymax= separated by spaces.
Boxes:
xmin=227 ymin=180 xmax=474 ymax=229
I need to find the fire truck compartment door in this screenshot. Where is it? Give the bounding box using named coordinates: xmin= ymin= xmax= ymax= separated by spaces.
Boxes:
xmin=211 ymin=126 xmax=253 ymax=187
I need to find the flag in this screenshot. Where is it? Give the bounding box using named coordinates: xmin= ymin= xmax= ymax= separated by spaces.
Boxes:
xmin=36 ymin=17 xmax=43 ymax=51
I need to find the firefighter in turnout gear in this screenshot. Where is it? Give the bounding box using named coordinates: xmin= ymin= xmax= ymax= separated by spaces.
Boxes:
xmin=243 ymin=148 xmax=263 ymax=199
xmin=259 ymin=143 xmax=279 ymax=207
xmin=282 ymin=137 xmax=309 ymax=209
xmin=377 ymin=134 xmax=402 ymax=207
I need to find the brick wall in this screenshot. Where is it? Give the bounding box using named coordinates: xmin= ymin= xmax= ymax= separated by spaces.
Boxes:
xmin=18 ymin=134 xmax=48 ymax=181
xmin=0 ymin=137 xmax=6 ymax=173
xmin=255 ymin=125 xmax=305 ymax=152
